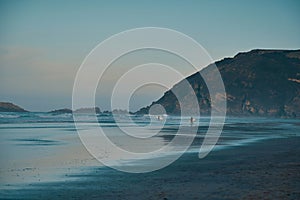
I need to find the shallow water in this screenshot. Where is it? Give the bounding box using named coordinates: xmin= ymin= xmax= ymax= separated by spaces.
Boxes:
xmin=0 ymin=112 xmax=299 ymax=189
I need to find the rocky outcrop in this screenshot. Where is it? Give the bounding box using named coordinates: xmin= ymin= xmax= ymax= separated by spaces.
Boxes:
xmin=48 ymin=107 xmax=101 ymax=114
xmin=0 ymin=102 xmax=28 ymax=112
xmin=48 ymin=108 xmax=73 ymax=114
xmin=74 ymin=107 xmax=101 ymax=114
xmin=135 ymin=49 xmax=300 ymax=118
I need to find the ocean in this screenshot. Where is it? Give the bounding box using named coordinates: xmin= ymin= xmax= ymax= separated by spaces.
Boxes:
xmin=0 ymin=112 xmax=299 ymax=190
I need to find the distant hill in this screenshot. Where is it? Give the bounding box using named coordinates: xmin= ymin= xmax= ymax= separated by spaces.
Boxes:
xmin=135 ymin=49 xmax=300 ymax=118
xmin=73 ymin=107 xmax=101 ymax=114
xmin=0 ymin=103 xmax=102 ymax=114
xmin=0 ymin=102 xmax=28 ymax=112
xmin=48 ymin=107 xmax=101 ymax=114
xmin=48 ymin=108 xmax=73 ymax=114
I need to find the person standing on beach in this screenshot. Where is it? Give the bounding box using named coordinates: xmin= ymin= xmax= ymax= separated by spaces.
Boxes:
xmin=190 ymin=117 xmax=194 ymax=125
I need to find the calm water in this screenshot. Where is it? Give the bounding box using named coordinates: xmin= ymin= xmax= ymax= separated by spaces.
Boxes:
xmin=0 ymin=112 xmax=299 ymax=189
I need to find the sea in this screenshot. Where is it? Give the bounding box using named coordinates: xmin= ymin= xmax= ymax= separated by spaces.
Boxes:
xmin=0 ymin=112 xmax=299 ymax=189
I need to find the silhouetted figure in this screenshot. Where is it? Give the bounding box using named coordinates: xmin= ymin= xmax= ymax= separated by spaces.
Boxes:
xmin=190 ymin=117 xmax=195 ymax=125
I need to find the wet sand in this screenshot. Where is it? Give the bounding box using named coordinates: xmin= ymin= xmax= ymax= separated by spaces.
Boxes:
xmin=1 ymin=136 xmax=299 ymax=200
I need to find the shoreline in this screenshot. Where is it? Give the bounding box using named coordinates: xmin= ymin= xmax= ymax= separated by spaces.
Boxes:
xmin=1 ymin=136 xmax=299 ymax=199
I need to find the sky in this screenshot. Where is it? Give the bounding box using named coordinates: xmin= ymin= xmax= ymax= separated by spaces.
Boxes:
xmin=0 ymin=0 xmax=300 ymax=111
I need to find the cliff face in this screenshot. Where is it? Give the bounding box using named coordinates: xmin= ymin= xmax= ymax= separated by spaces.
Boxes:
xmin=136 ymin=49 xmax=300 ymax=117
xmin=0 ymin=102 xmax=28 ymax=112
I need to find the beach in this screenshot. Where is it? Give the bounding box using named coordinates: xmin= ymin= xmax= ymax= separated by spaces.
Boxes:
xmin=1 ymin=1 xmax=299 ymax=199
xmin=1 ymin=137 xmax=299 ymax=199
xmin=0 ymin=114 xmax=299 ymax=199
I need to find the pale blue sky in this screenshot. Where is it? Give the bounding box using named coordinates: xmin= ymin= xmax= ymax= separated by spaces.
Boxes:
xmin=0 ymin=0 xmax=299 ymax=111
